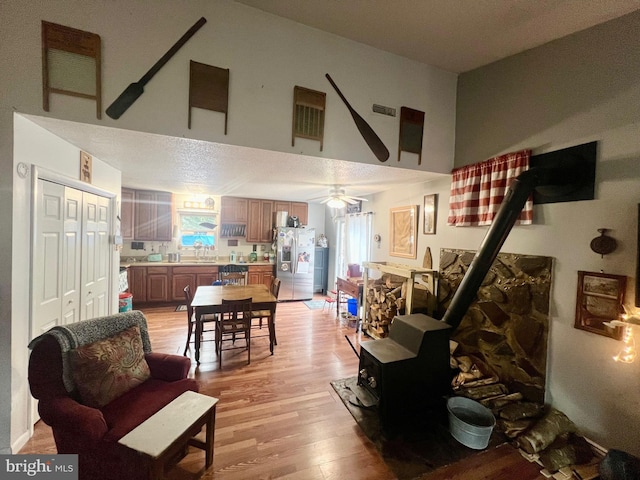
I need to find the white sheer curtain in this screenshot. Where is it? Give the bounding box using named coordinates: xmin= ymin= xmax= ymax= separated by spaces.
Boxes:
xmin=345 ymin=212 xmax=373 ymax=269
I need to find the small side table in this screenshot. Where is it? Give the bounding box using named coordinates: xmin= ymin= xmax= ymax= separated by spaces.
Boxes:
xmin=118 ymin=391 xmax=219 ymax=479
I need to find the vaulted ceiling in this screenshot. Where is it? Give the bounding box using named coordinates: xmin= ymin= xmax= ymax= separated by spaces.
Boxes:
xmin=29 ymin=1 xmax=640 ymax=202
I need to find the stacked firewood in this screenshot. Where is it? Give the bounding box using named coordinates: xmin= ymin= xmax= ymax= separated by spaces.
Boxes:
xmin=451 ymin=352 xmax=599 ymax=476
xmin=364 ymin=274 xmax=405 ymax=338
xmin=364 ymin=274 xmax=433 ymax=338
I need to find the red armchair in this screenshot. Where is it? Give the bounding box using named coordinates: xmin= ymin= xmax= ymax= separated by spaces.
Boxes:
xmin=28 ymin=311 xmax=198 ymax=480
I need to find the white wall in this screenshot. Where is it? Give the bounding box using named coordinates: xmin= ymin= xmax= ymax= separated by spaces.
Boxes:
xmin=368 ymin=11 xmax=640 ymax=455
xmin=11 ymin=115 xmax=121 ymax=452
xmin=0 ymin=0 xmax=458 ymax=453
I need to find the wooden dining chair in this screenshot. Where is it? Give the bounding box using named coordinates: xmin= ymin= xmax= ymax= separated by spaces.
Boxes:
xmin=251 ymin=278 xmax=280 ymax=347
xmin=221 ymin=271 xmax=247 ymax=285
xmin=183 ymin=285 xmax=217 ymax=356
xmin=215 ymin=297 xmax=253 ymax=367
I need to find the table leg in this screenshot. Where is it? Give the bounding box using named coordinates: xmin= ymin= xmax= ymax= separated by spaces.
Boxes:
xmin=268 ymin=305 xmax=276 ymax=354
xmin=195 ymin=309 xmax=202 ymax=364
xmin=336 ymin=290 xmax=341 ymax=317
xmin=205 ymin=406 xmax=217 ymax=468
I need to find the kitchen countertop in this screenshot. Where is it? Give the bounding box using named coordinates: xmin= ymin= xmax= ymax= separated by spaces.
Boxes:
xmin=121 ymin=260 xmax=275 ymax=267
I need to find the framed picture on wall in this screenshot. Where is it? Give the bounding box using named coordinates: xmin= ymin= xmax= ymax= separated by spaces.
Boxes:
xmin=423 ymin=194 xmax=437 ymax=234
xmin=574 ymin=270 xmax=626 ymax=340
xmin=390 ymin=205 xmax=418 ymax=259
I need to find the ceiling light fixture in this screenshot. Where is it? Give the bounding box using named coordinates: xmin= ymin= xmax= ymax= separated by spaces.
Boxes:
xmin=327 ymin=197 xmax=347 ymax=209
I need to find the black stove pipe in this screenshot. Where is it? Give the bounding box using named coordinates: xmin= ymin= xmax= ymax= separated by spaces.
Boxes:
xmin=441 ymin=162 xmax=584 ymax=331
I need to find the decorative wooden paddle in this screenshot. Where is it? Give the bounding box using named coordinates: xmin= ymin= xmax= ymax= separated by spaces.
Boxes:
xmin=106 ymin=17 xmax=207 ymax=119
xmin=325 ymin=73 xmax=390 ymax=162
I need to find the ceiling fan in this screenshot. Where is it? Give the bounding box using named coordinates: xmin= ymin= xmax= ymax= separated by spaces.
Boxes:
xmin=308 ymin=187 xmax=368 ymax=208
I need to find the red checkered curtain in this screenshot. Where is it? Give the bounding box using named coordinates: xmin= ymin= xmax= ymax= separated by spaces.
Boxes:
xmin=447 ymin=149 xmax=532 ymax=226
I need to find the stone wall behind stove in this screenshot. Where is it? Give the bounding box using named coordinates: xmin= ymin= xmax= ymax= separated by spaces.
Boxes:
xmin=438 ymin=248 xmax=553 ymax=403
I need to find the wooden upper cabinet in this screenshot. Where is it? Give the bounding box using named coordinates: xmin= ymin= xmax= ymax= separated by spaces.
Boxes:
xmin=260 ymin=200 xmax=274 ymax=242
xmin=155 ymin=192 xmax=173 ymax=241
xmin=133 ymin=189 xmax=173 ymax=241
xmin=246 ymin=199 xmax=274 ymax=243
xmin=274 ymin=201 xmax=290 ymax=215
xmin=221 ymin=196 xmax=248 ymax=223
xmin=222 ymin=196 xmax=307 ymax=239
xmin=272 ymin=201 xmax=308 ymax=225
xmin=246 ymin=199 xmax=262 ymax=243
xmin=121 ymin=188 xmax=135 ymax=240
xmin=289 ymin=202 xmax=308 ymax=225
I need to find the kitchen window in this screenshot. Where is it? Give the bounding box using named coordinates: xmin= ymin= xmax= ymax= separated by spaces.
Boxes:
xmin=178 ymin=211 xmax=217 ymax=248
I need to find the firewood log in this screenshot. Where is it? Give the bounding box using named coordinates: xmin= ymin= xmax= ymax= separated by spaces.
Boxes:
xmin=456 ymin=375 xmax=500 ymax=389
xmin=481 ymin=392 xmax=523 ymax=410
xmin=515 ymin=408 xmax=577 ymax=454
xmin=387 ymin=286 xmax=402 ymax=298
xmin=499 ymin=402 xmax=545 ymax=421
xmin=457 ymin=383 xmax=508 ymax=400
xmin=538 ymin=433 xmax=593 ymax=472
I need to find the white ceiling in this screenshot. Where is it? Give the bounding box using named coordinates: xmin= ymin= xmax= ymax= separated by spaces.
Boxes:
xmin=27 ymin=1 xmax=640 ymax=203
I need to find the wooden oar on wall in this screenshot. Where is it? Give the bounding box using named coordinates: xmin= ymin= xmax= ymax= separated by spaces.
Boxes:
xmin=325 ymin=73 xmax=390 ymax=162
xmin=106 ymin=17 xmax=207 ymax=119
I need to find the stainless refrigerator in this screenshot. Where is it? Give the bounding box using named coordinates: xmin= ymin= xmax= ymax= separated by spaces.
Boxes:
xmin=275 ymin=227 xmax=316 ymax=301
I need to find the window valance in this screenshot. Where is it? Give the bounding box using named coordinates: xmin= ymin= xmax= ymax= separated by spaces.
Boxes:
xmin=447 ymin=149 xmax=532 ymax=227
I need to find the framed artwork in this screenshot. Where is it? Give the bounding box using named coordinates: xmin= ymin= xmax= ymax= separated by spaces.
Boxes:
xmin=423 ymin=194 xmax=437 ymax=234
xmin=390 ymin=205 xmax=417 ymax=258
xmin=574 ymin=270 xmax=626 ymax=340
xmin=346 ymin=200 xmax=362 ymax=214
xmin=80 ymin=151 xmax=92 ymax=183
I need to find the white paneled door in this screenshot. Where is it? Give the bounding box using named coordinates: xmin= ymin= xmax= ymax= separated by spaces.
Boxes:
xmin=33 ymin=180 xmax=65 ymax=337
xmin=62 ymin=186 xmax=82 ymax=325
xmin=80 ymin=192 xmax=110 ymax=320
xmin=33 ymin=180 xmax=111 ymax=332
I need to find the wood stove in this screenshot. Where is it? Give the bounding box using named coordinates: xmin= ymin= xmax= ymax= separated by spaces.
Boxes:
xmin=358 ymin=314 xmax=452 ymax=429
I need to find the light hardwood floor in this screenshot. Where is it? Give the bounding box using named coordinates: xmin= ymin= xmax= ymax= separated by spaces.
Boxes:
xmin=20 ymin=298 xmax=545 ymax=480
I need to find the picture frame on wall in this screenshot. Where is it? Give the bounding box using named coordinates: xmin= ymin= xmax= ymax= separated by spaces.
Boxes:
xmin=390 ymin=205 xmax=418 ymax=259
xmin=574 ymin=270 xmax=626 ymax=340
xmin=423 ymin=194 xmax=437 ymax=234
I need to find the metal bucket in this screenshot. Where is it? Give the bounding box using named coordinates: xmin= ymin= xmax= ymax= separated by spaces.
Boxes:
xmin=447 ymin=396 xmax=496 ymax=449
xmin=168 ymin=253 xmax=181 ymax=263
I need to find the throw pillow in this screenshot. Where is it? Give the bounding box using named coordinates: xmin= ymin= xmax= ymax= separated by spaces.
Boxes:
xmin=71 ymin=325 xmax=151 ymax=408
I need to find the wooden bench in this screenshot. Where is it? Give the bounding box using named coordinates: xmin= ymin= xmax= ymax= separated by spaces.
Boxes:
xmin=118 ymin=391 xmax=219 ymax=479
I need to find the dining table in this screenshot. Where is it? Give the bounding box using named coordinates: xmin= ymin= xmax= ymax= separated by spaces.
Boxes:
xmin=191 ymin=284 xmax=277 ymax=364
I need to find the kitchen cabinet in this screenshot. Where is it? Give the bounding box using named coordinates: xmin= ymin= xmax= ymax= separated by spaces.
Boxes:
xmin=146 ymin=266 xmax=169 ymax=302
xmin=272 ymin=201 xmax=308 ymax=225
xmin=129 ymin=265 xmax=220 ymax=305
xmin=121 ymin=188 xmax=135 ymax=240
xmin=222 ymin=197 xmax=308 ymax=238
xmin=313 ymin=247 xmax=329 ymax=294
xmin=246 ymin=199 xmax=274 ymax=243
xmin=220 ymin=196 xmax=248 ymax=223
xmin=248 ymin=265 xmax=274 ymax=288
xmin=128 ymin=266 xmax=147 ymax=303
xmin=289 ymin=202 xmax=308 ymax=225
xmin=170 ymin=266 xmax=219 ymax=301
xmin=273 ymin=201 xmax=290 ymax=215
xmin=131 ymin=189 xmax=173 ymax=241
